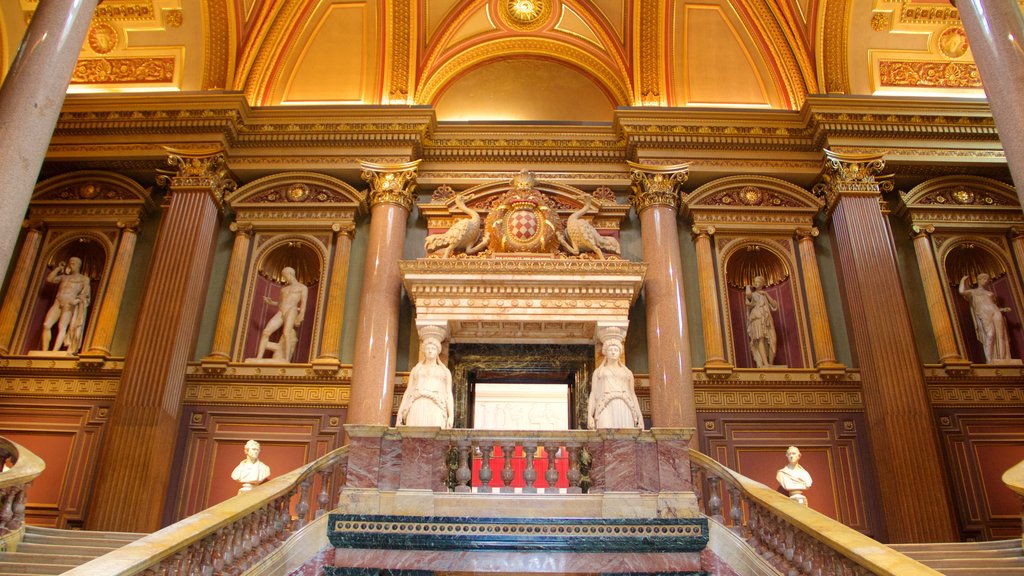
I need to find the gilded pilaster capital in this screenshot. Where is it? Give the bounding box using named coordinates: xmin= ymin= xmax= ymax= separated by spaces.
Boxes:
xmin=814 ymin=149 xmax=893 ymax=211
xmin=626 ymin=161 xmax=690 ymax=212
xmin=691 ymin=224 xmax=716 ymax=239
xmin=331 ymin=222 xmax=356 ymax=239
xmin=910 ymin=224 xmax=936 ymax=239
xmin=229 ymin=222 xmax=253 ymax=236
xmin=117 ymin=219 xmax=142 ymax=234
xmin=22 ymin=219 xmax=46 ymax=233
xmin=795 ymin=227 xmax=819 ymax=241
xmin=1009 ymin=226 xmax=1024 ymax=240
xmin=159 ymin=147 xmax=237 ymax=210
xmin=360 ymin=159 xmax=422 ymax=212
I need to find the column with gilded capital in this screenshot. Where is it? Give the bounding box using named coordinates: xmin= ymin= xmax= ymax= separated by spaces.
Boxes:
xmin=201 ymin=223 xmax=253 ymax=368
xmin=627 ymin=162 xmax=696 ymax=433
xmin=0 ymin=0 xmax=100 ymax=285
xmin=954 ymin=0 xmax=1024 ymax=197
xmin=86 ymin=150 xmax=234 ymax=532
xmin=794 ymin=228 xmax=844 ymax=374
xmin=79 ymin=221 xmax=143 ymax=364
xmin=313 ymin=224 xmax=356 ymax=372
xmin=817 ymin=150 xmax=957 ymax=542
xmin=0 ymin=222 xmax=44 ymax=354
xmin=347 ymin=160 xmax=420 ymax=427
xmin=910 ymin=225 xmax=971 ymax=372
xmin=691 ymin=225 xmax=731 ymax=376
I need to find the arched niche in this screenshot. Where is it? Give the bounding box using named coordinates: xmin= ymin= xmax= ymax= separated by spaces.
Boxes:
xmin=0 ymin=170 xmax=153 ymax=360
xmin=202 ymin=172 xmax=365 ymax=369
xmin=942 ymin=241 xmax=1024 ymax=364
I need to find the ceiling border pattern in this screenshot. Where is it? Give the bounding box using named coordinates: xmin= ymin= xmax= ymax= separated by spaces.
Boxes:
xmin=201 ymin=0 xmax=232 ymax=90
xmin=820 ymin=0 xmax=851 ymax=93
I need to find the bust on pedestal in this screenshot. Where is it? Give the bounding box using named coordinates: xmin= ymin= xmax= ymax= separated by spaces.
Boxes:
xmin=776 ymin=446 xmax=812 ymax=505
xmin=231 ymin=439 xmax=271 ymax=494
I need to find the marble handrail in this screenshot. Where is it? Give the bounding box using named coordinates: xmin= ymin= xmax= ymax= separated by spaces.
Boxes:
xmin=690 ymin=450 xmax=942 ymax=576
xmin=62 ymin=446 xmax=348 ymax=576
xmin=1002 ymin=458 xmax=1024 ymax=546
xmin=0 ymin=437 xmax=45 ymax=548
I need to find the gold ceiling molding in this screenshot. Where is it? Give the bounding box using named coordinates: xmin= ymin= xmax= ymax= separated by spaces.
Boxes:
xmin=634 ymin=0 xmax=665 ymax=105
xmin=385 ymin=0 xmax=417 ymax=103
xmin=820 ymin=0 xmax=851 ymax=93
xmin=878 ymin=60 xmax=981 ymax=89
xmin=201 ymin=0 xmax=233 ymax=90
xmin=416 ymin=36 xmax=633 ymax=107
xmin=235 ymin=0 xmax=308 ymax=103
xmin=732 ymin=0 xmax=815 ymax=107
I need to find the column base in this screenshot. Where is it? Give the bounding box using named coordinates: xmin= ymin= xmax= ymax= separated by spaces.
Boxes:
xmin=199 ymin=355 xmax=229 ymax=373
xmin=815 ymin=362 xmax=847 ymax=380
xmin=76 ymin=350 xmax=109 ymax=368
xmin=941 ymin=358 xmax=973 ymax=376
xmin=703 ymin=361 xmax=734 ymax=379
xmin=312 ymin=357 xmax=342 ymax=375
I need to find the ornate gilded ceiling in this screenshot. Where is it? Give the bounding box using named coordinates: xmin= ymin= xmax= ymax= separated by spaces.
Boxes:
xmin=0 ymin=0 xmax=992 ymax=122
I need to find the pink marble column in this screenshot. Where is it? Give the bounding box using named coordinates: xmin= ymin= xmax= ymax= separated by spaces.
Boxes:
xmin=955 ymin=0 xmax=1024 ymax=198
xmin=0 ymin=0 xmax=100 ymax=286
xmin=0 ymin=222 xmax=43 ymax=354
xmin=347 ymin=161 xmax=421 ymax=430
xmin=627 ymin=162 xmax=696 ymax=437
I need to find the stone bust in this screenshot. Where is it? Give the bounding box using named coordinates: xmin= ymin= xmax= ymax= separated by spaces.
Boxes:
xmin=776 ymin=446 xmax=812 ymax=505
xmin=231 ymin=439 xmax=271 ymax=494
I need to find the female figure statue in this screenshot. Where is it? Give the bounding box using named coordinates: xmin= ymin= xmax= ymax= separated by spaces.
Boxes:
xmin=397 ymin=336 xmax=454 ymax=428
xmin=959 ymin=273 xmax=1014 ymax=363
xmin=587 ymin=338 xmax=643 ymax=429
xmin=745 ymin=275 xmax=779 ymax=368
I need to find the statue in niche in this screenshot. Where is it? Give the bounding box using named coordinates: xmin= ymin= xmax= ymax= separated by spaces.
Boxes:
xmin=745 ymin=275 xmax=779 ymax=368
xmin=424 ymin=194 xmax=488 ymax=258
xmin=41 ymin=257 xmax=91 ymax=354
xmin=231 ymin=439 xmax=271 ymax=494
xmin=253 ymin=266 xmax=308 ymax=362
xmin=587 ymin=337 xmax=643 ymax=429
xmin=959 ymin=273 xmax=1016 ymax=363
xmin=397 ymin=334 xmax=454 ymax=428
xmin=559 ymin=193 xmax=620 ymax=259
xmin=776 ymin=446 xmax=813 ymax=505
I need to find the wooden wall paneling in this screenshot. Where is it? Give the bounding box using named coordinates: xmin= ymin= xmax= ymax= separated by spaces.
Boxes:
xmin=166 ymin=405 xmax=346 ymax=523
xmin=0 ymin=400 xmax=110 ymax=527
xmin=935 ymin=409 xmax=1024 ymax=540
xmin=699 ymin=412 xmax=883 ymax=539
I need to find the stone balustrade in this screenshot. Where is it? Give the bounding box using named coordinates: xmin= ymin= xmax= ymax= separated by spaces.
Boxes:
xmin=0 ymin=437 xmax=45 ymax=553
xmin=689 ymin=450 xmax=942 ymax=576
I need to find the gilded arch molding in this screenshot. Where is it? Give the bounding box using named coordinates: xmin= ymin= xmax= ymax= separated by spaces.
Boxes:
xmin=201 ymin=0 xmax=234 ymax=90
xmin=728 ymin=0 xmax=817 ymax=107
xmin=818 ymin=0 xmax=851 ymax=93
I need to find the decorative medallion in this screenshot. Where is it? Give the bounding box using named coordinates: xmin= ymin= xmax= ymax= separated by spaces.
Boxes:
xmin=78 ymin=183 xmax=101 ymax=199
xmin=88 ymin=23 xmax=118 ymax=54
xmin=484 ymin=181 xmax=562 ymax=254
xmin=286 ymin=183 xmax=310 ymax=202
xmin=951 ymin=188 xmax=975 ymax=205
xmin=739 ymin=186 xmax=764 ymax=206
xmin=937 ymin=26 xmax=969 ymax=59
xmin=497 ymin=0 xmax=552 ymax=31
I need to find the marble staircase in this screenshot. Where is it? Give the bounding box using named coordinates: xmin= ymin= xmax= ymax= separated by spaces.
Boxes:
xmin=0 ymin=526 xmax=146 ymax=576
xmin=889 ymin=539 xmax=1024 ymax=575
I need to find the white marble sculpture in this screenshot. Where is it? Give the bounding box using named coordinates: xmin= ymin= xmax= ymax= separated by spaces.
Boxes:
xmin=745 ymin=275 xmax=779 ymax=368
xmin=959 ymin=274 xmax=1017 ymax=363
xmin=253 ymin=266 xmax=308 ymax=362
xmin=41 ymin=257 xmax=91 ymax=354
xmin=397 ymin=334 xmax=455 ymax=428
xmin=559 ymin=193 xmax=620 ymax=259
xmin=587 ymin=337 xmax=643 ymax=429
xmin=776 ymin=446 xmax=813 ymax=505
xmin=231 ymin=439 xmax=271 ymax=494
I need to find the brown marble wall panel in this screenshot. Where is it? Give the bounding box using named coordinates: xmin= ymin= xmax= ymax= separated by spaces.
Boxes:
xmin=165 ymin=405 xmax=345 ymax=524
xmin=0 ymin=399 xmax=110 ymax=527
xmin=935 ymin=409 xmax=1024 ymax=540
xmin=332 ymin=548 xmax=702 ymax=573
xmin=699 ymin=412 xmax=883 ymax=539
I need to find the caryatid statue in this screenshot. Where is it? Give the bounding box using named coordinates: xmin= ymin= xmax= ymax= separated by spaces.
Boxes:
xmin=587 ymin=330 xmax=644 ymax=430
xmin=397 ymin=328 xmax=455 ymax=428
xmin=41 ymin=256 xmax=91 ymax=354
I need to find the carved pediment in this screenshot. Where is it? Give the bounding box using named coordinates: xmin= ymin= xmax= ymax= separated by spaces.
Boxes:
xmin=227 ymin=172 xmax=365 ymax=230
xmin=682 ymin=175 xmax=823 ymax=232
xmin=33 ymin=171 xmax=151 ymax=204
xmin=895 ymin=175 xmax=1021 ymax=231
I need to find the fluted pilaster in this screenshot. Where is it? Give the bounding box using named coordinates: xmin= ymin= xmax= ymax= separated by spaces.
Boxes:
xmin=818 ymin=149 xmax=957 ymax=542
xmin=0 ymin=222 xmax=44 ymax=354
xmin=80 ymin=222 xmax=141 ymax=362
xmin=202 ymin=222 xmax=252 ymax=366
xmin=794 ymin=228 xmax=843 ymax=372
xmin=627 ymin=162 xmax=695 ymax=435
xmin=86 ymin=149 xmax=233 ymax=532
xmin=314 ymin=225 xmax=355 ymax=371
xmin=692 ymin=225 xmax=731 ymax=375
xmin=348 ymin=160 xmax=420 ymax=429
xmin=910 ymin=225 xmax=970 ymax=371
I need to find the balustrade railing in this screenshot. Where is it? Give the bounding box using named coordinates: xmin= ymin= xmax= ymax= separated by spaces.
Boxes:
xmin=0 ymin=436 xmax=45 ymax=550
xmin=63 ymin=446 xmax=348 ymax=576
xmin=1002 ymin=458 xmax=1024 ymax=548
xmin=690 ymin=450 xmax=942 ymax=576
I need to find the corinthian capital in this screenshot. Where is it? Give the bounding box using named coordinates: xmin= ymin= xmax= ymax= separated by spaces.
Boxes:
xmin=360 ymin=159 xmax=422 ymax=211
xmin=160 ymin=147 xmax=236 ymax=210
xmin=627 ymin=161 xmax=690 ymax=212
xmin=814 ymin=149 xmax=892 ymax=210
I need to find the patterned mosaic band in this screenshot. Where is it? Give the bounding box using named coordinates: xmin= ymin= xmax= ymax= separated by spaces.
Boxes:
xmin=328 ymin=514 xmax=709 ymax=553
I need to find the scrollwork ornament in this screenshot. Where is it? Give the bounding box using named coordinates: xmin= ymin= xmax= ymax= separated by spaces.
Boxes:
xmin=626 ymin=161 xmax=690 ymax=212
xmin=360 ymin=160 xmax=422 ymax=211
xmin=161 ymin=148 xmax=235 ymax=210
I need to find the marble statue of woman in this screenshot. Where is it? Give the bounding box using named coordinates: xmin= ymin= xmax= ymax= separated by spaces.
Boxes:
xmin=745 ymin=275 xmax=779 ymax=368
xmin=397 ymin=336 xmax=454 ymax=428
xmin=959 ymin=274 xmax=1015 ymax=363
xmin=41 ymin=257 xmax=91 ymax=354
xmin=776 ymin=446 xmax=812 ymax=505
xmin=231 ymin=439 xmax=271 ymax=494
xmin=587 ymin=338 xmax=643 ymax=429
xmin=253 ymin=266 xmax=308 ymax=362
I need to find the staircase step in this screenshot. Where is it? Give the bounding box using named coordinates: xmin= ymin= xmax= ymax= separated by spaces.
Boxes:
xmin=21 ymin=533 xmax=137 ymax=548
xmin=0 ymin=552 xmax=95 ymax=566
xmin=26 ymin=525 xmax=146 ymax=541
xmin=927 ymin=569 xmax=1024 ymax=576
xmin=914 ymin=558 xmax=1024 ymax=569
xmin=898 ymin=548 xmax=1023 ymax=559
xmin=0 ymin=562 xmax=68 ymax=575
xmin=13 ymin=542 xmax=125 ymax=557
xmin=890 ymin=539 xmax=1021 ymax=552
